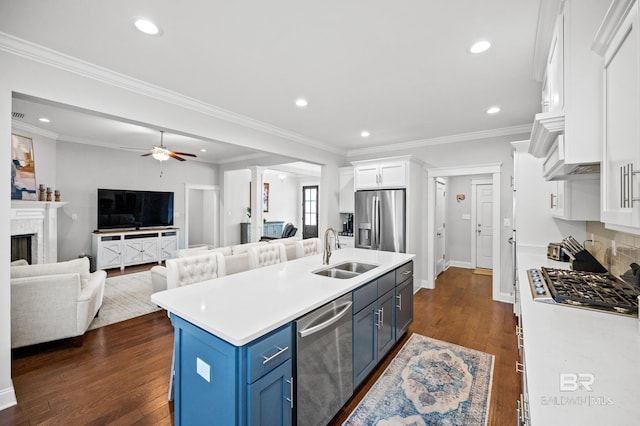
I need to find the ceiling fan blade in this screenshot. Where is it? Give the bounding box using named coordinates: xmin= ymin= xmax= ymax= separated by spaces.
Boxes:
xmin=141 ymin=152 xmax=153 ymax=157
xmin=169 ymin=153 xmax=186 ymax=161
xmin=172 ymin=151 xmax=197 ymax=157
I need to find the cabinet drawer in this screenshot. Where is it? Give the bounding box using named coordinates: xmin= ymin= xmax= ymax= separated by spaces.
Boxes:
xmin=396 ymin=261 xmax=413 ymax=284
xmin=246 ymin=324 xmax=292 ymax=384
xmin=353 ymin=280 xmax=377 ymax=313
xmin=378 ymin=271 xmax=395 ymax=296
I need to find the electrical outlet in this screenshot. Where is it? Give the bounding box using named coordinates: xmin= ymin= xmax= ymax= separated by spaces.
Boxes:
xmin=71 ymin=213 xmax=78 ymax=220
xmin=503 ymin=218 xmax=511 ymax=227
xmin=196 ymin=357 xmax=211 ymax=382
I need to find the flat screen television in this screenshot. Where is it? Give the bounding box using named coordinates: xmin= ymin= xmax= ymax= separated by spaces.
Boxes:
xmin=97 ymin=188 xmax=174 ymax=230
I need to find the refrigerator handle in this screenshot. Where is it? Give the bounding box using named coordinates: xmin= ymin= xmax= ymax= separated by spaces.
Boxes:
xmin=371 ymin=196 xmax=377 ymax=249
xmin=375 ymin=196 xmax=381 ymax=249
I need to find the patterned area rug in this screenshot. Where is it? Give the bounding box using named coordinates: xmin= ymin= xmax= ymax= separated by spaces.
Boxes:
xmin=88 ymin=271 xmax=161 ymax=330
xmin=344 ymin=333 xmax=494 ymax=426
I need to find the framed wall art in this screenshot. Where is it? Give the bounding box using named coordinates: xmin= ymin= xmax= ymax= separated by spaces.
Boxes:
xmin=11 ymin=134 xmax=37 ymax=200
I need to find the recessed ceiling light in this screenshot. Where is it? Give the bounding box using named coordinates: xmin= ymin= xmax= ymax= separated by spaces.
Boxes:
xmin=134 ymin=18 xmax=161 ymax=36
xmin=361 ymin=131 xmax=370 ymax=138
xmin=469 ymin=40 xmax=491 ymax=54
xmin=200 ymin=149 xmax=206 ymax=152
xmin=38 ymin=117 xmax=50 ymax=123
xmin=486 ymin=106 xmax=501 ymax=114
xmin=295 ymin=98 xmax=308 ymax=108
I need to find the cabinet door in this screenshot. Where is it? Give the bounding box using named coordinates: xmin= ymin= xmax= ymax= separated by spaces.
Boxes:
xmin=602 ymin=2 xmax=640 ymax=229
xmin=548 ymin=181 xmax=566 ymax=218
xmin=379 ymin=162 xmax=406 ymax=188
xmin=354 ymin=165 xmax=380 ymax=190
xmin=142 ymin=239 xmax=159 ymax=263
xmin=377 ymin=290 xmax=395 ymax=358
xmin=248 ymin=359 xmax=293 ymax=426
xmin=98 ymin=240 xmax=122 ymax=269
xmin=160 ymin=236 xmax=177 ymax=260
xmin=547 ymin=14 xmax=564 ymax=113
xmin=353 ymin=302 xmax=377 ymax=388
xmin=395 ymin=278 xmax=413 ymax=338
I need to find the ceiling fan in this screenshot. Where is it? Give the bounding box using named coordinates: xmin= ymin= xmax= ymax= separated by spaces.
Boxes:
xmin=140 ymin=131 xmax=197 ymax=162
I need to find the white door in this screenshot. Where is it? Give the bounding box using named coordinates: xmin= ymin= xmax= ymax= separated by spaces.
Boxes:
xmin=435 ymin=181 xmax=446 ymax=276
xmin=476 ymin=184 xmax=493 ymax=269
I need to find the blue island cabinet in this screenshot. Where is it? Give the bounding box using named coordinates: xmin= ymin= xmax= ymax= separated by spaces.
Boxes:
xmin=171 ymin=314 xmax=293 ymax=425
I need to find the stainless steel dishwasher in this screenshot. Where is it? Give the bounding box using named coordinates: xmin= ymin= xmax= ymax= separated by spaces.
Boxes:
xmin=295 ymin=293 xmax=353 ymax=426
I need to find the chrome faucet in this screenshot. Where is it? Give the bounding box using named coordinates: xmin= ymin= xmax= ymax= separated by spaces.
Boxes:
xmin=323 ymin=227 xmax=340 ymax=265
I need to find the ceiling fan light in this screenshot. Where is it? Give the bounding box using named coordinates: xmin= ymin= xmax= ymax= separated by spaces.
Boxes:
xmin=152 ymin=152 xmax=169 ymax=161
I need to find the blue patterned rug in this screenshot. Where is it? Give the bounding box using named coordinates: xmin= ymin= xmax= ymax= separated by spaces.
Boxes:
xmin=344 ymin=333 xmax=494 ymax=426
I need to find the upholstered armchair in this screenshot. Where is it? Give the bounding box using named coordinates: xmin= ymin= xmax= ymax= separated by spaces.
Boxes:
xmin=10 ymin=257 xmax=106 ymax=348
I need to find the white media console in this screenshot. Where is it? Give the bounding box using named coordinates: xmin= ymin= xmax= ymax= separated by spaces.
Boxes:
xmin=92 ymin=228 xmax=178 ymax=270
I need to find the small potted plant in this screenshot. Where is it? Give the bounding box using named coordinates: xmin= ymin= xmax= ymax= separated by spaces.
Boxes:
xmin=246 ymin=207 xmax=251 ymax=221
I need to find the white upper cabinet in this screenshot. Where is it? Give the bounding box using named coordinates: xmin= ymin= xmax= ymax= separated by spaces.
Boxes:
xmin=548 ymin=178 xmax=600 ymax=221
xmin=529 ymin=0 xmax=610 ymax=180
xmin=339 ymin=166 xmax=355 ymax=213
xmin=593 ymin=0 xmax=640 ymax=233
xmin=353 ymin=160 xmax=407 ymax=190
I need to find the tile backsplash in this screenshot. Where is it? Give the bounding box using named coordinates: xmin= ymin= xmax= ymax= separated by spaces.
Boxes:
xmin=585 ymin=222 xmax=640 ymax=279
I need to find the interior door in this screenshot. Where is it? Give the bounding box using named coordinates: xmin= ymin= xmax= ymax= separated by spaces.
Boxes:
xmin=302 ymin=185 xmax=318 ymax=239
xmin=435 ymin=181 xmax=446 ymax=276
xmin=476 ymin=184 xmax=493 ymax=269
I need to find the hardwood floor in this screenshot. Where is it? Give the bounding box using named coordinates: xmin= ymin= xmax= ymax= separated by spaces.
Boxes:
xmin=0 ymin=266 xmax=518 ymax=425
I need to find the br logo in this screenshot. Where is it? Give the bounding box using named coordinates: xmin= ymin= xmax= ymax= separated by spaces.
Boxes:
xmin=560 ymin=373 xmax=595 ymax=391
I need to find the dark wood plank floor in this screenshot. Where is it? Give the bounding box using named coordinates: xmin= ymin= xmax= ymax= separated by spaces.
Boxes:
xmin=0 ymin=266 xmax=518 ymax=425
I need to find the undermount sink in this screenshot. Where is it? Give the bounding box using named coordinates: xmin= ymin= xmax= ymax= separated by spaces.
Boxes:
xmin=332 ymin=261 xmax=378 ymax=274
xmin=312 ymin=261 xmax=378 ymax=279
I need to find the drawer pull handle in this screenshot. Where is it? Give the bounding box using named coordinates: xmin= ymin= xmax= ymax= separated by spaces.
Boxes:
xmin=262 ymin=346 xmax=289 ymax=365
xmin=402 ymin=270 xmax=411 ymax=275
xmin=396 ymin=294 xmax=402 ymax=309
xmin=286 ymin=377 xmax=294 ymax=408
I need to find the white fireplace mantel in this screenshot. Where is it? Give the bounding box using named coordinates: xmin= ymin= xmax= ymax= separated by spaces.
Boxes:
xmin=11 ymin=200 xmax=67 ymax=264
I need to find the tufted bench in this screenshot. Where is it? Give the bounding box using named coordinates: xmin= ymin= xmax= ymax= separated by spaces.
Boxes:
xmin=166 ymin=251 xmax=226 ymax=290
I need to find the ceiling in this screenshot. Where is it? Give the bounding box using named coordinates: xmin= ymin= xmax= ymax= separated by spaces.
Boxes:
xmin=1 ymin=0 xmax=543 ymax=164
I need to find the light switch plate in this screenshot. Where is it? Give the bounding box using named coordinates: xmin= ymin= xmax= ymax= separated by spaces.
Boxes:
xmin=196 ymin=357 xmax=211 ymax=382
xmin=461 ymin=213 xmax=471 ymax=220
xmin=503 ymin=218 xmax=511 ymax=227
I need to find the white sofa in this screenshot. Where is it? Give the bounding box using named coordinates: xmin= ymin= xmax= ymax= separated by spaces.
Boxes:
xmin=150 ymin=237 xmax=301 ymax=292
xmin=10 ymin=257 xmax=106 ymax=348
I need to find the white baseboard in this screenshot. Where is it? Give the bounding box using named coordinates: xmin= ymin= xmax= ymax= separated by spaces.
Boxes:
xmin=447 ymin=260 xmax=474 ymax=269
xmin=419 ymin=279 xmax=434 ymax=290
xmin=0 ymin=383 xmax=17 ymax=411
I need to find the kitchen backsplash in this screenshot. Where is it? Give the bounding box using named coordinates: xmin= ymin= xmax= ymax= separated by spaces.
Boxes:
xmin=585 ymin=222 xmax=640 ymax=279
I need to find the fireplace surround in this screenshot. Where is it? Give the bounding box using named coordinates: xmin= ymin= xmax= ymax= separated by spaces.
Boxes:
xmin=10 ymin=201 xmax=67 ymax=264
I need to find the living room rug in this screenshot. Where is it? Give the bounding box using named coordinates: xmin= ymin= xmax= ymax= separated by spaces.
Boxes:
xmin=343 ymin=333 xmax=494 ymax=426
xmin=88 ymin=271 xmax=161 ymax=330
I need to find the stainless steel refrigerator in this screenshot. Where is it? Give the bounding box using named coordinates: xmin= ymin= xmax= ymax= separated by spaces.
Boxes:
xmin=354 ymin=189 xmax=406 ymax=253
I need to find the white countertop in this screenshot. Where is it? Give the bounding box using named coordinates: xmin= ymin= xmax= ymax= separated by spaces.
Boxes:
xmin=517 ymin=245 xmax=640 ymax=425
xmin=151 ymin=248 xmax=414 ymax=346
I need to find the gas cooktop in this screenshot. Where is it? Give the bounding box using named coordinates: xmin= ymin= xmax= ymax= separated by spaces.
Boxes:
xmin=528 ymin=267 xmax=639 ymax=317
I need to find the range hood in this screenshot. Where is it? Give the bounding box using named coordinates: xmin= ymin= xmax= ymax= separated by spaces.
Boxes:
xmin=529 ymin=111 xmax=600 ymax=180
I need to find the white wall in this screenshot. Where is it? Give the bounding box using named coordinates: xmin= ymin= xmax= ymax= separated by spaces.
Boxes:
xmin=54 ymin=141 xmax=217 ymax=260
xmin=262 ymin=170 xmax=300 ymax=228
xmin=223 ymin=169 xmax=250 ymax=246
xmin=188 ymin=188 xmax=204 ymax=247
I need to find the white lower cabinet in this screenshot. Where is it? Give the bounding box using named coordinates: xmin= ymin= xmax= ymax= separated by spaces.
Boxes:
xmin=93 ymin=228 xmax=178 ymax=270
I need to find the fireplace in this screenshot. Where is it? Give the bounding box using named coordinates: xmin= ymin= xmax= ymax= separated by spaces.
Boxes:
xmin=11 ymin=234 xmax=34 ymax=264
xmin=11 ymin=201 xmax=67 ymax=264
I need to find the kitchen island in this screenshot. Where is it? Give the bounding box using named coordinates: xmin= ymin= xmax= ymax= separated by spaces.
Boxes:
xmin=152 ymin=248 xmax=415 ymax=425
xmin=516 ymin=245 xmax=640 ymax=425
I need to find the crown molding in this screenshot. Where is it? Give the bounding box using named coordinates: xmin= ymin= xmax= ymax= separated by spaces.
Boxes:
xmin=592 ymin=0 xmax=635 ymax=56
xmin=11 ymin=120 xmax=59 ymax=139
xmin=532 ymin=0 xmax=563 ymax=82
xmin=346 ymin=123 xmax=532 ymax=158
xmin=0 ymin=32 xmax=345 ymax=156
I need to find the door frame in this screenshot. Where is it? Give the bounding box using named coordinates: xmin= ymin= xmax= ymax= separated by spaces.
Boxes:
xmin=435 ymin=178 xmax=447 ymax=276
xmin=184 ymin=183 xmax=220 ymax=249
xmin=471 ymin=178 xmax=493 ymax=269
xmin=426 ymin=163 xmax=503 ymax=302
xmin=301 ymin=184 xmax=319 ymax=238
